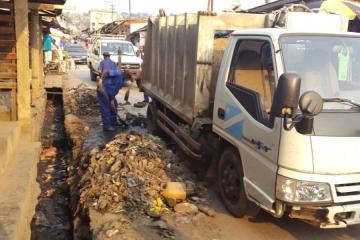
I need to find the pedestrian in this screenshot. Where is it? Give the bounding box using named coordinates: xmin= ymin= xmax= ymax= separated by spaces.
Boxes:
xmin=43 ymin=29 xmax=53 ymax=66
xmin=59 ymin=37 xmax=66 ymax=50
xmin=123 ymin=68 xmax=150 ymax=107
xmin=97 ymin=52 xmax=124 ymax=131
xmin=52 ymin=39 xmax=61 ymax=61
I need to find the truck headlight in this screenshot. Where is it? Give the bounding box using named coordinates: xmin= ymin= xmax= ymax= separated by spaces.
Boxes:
xmin=276 ymin=175 xmax=332 ymax=203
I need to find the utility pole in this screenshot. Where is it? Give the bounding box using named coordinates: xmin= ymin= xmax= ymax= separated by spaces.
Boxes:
xmin=110 ymin=3 xmax=115 ymax=21
xmin=207 ymin=0 xmax=213 ymax=11
xmin=128 ymin=0 xmax=131 ymax=19
xmin=105 ymin=0 xmax=115 ymax=21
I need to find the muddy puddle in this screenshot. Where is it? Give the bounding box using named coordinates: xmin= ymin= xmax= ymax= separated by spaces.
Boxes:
xmin=31 ymin=93 xmax=73 ymax=240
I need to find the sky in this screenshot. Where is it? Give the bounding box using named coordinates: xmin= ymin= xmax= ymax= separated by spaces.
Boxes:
xmin=64 ymin=0 xmax=266 ymax=15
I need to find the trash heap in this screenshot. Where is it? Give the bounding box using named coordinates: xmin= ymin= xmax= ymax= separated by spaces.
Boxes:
xmin=66 ymin=84 xmax=99 ymax=116
xmin=78 ymin=132 xmax=206 ymax=217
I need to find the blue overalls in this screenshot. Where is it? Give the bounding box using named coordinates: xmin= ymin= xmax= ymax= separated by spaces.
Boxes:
xmin=97 ymin=58 xmax=124 ymax=130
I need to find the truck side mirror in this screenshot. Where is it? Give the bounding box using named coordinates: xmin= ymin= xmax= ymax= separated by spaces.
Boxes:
xmin=271 ymin=73 xmax=301 ymax=118
xmin=295 ymin=91 xmax=323 ymax=134
xmin=299 ymin=91 xmax=323 ymax=117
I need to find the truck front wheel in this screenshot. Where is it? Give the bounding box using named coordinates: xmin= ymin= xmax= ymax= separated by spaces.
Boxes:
xmin=147 ymin=102 xmax=163 ymax=136
xmin=218 ymin=148 xmax=250 ymax=217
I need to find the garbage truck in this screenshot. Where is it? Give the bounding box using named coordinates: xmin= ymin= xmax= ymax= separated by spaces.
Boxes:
xmin=141 ymin=10 xmax=360 ymax=228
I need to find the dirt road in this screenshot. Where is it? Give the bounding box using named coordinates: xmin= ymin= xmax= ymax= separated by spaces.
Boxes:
xmin=66 ymin=66 xmax=360 ymax=240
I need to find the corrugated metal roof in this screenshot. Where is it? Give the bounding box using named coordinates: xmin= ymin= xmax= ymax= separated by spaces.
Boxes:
xmin=248 ymin=0 xmax=319 ymax=12
xmin=29 ymin=0 xmax=66 ymax=4
xmin=93 ymin=19 xmax=147 ymax=35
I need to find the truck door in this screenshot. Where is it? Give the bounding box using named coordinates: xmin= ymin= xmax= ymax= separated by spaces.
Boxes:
xmin=213 ymin=37 xmax=281 ymax=209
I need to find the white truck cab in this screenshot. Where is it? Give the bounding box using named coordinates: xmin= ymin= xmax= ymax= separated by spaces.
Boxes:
xmin=88 ymin=36 xmax=142 ymax=81
xmin=213 ymin=28 xmax=360 ymax=228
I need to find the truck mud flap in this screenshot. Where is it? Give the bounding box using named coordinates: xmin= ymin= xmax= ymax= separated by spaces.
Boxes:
xmin=156 ymin=110 xmax=202 ymax=160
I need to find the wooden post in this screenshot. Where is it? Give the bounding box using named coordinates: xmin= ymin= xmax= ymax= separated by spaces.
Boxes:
xmin=38 ymin=21 xmax=44 ymax=94
xmin=14 ymin=0 xmax=31 ymax=135
xmin=30 ymin=10 xmax=40 ymax=104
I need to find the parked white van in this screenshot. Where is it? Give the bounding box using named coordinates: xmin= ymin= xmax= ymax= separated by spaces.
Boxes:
xmin=88 ymin=35 xmax=142 ymax=81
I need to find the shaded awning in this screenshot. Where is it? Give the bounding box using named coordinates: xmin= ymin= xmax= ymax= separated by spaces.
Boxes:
xmin=320 ymin=0 xmax=360 ymax=20
xmin=28 ymin=0 xmax=67 ymax=16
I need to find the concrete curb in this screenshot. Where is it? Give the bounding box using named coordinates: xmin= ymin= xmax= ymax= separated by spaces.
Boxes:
xmin=0 ymin=142 xmax=41 ymax=240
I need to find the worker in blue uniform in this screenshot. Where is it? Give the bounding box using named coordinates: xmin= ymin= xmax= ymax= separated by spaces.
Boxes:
xmin=97 ymin=52 xmax=124 ymax=131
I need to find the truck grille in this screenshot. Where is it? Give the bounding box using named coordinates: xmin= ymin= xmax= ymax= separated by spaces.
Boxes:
xmin=121 ymin=63 xmax=140 ymax=69
xmin=335 ymin=183 xmax=360 ymax=197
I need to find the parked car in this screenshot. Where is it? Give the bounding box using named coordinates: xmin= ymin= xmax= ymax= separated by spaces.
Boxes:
xmin=64 ymin=44 xmax=87 ymax=65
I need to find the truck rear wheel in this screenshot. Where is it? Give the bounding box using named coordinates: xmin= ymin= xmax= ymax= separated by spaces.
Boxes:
xmin=147 ymin=102 xmax=163 ymax=136
xmin=218 ymin=148 xmax=250 ymax=217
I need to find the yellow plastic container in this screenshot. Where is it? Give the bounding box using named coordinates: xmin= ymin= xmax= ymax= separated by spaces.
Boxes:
xmin=162 ymin=182 xmax=187 ymax=203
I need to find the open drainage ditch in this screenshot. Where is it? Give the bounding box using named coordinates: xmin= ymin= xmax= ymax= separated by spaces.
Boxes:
xmin=29 ymin=86 xmax=209 ymax=239
xmin=30 ymin=92 xmax=90 ymax=240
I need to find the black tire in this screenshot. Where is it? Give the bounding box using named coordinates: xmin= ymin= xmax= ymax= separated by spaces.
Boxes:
xmin=146 ymin=102 xmax=163 ymax=136
xmin=90 ymin=70 xmax=97 ymax=82
xmin=218 ymin=147 xmax=250 ymax=217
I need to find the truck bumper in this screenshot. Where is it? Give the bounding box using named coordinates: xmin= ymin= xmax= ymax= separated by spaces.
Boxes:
xmin=323 ymin=203 xmax=360 ymax=228
xmin=289 ymin=203 xmax=360 ymax=228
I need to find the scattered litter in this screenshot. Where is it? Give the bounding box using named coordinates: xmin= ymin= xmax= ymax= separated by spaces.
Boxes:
xmin=174 ymin=214 xmax=192 ymax=225
xmin=42 ymin=174 xmax=52 ymax=182
xmin=148 ymin=197 xmax=169 ymax=217
xmin=174 ymin=202 xmax=198 ymax=215
xmin=198 ymin=205 xmax=216 ymax=217
xmin=41 ymin=147 xmax=57 ymax=159
xmin=46 ymin=189 xmax=56 ymax=197
xmin=190 ymin=196 xmax=206 ymax=203
xmin=125 ymin=112 xmax=147 ymax=127
xmin=149 ymin=220 xmax=169 ymax=230
xmin=105 ymin=229 xmax=120 ymax=238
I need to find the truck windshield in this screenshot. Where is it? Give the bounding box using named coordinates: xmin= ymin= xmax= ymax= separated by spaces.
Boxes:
xmin=100 ymin=42 xmax=135 ymax=56
xmin=280 ymin=35 xmax=360 ymax=110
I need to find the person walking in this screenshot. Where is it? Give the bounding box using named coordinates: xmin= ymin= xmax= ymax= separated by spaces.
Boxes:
xmin=97 ymin=52 xmax=124 ymax=131
xmin=123 ymin=68 xmax=150 ymax=107
xmin=43 ymin=30 xmax=53 ymax=66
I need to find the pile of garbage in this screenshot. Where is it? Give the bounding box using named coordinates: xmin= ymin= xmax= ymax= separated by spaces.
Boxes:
xmin=78 ymin=132 xmax=207 ymax=217
xmin=66 ymin=84 xmax=99 ymax=116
